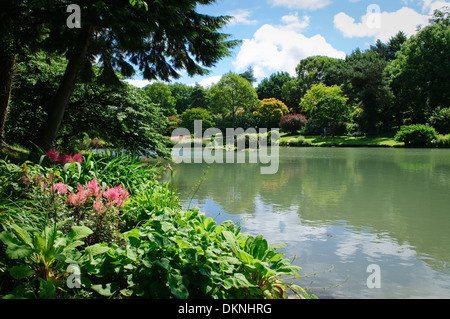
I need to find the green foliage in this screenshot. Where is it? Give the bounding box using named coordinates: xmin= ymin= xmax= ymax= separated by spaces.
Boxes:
xmin=0 ymin=223 xmax=93 ymax=299
xmin=436 ymin=134 xmax=450 ymax=148
xmin=0 ymin=153 xmax=311 ymax=299
xmin=387 ymin=14 xmax=450 ymax=123
xmin=300 ymin=84 xmax=350 ymax=135
xmin=255 ymin=98 xmax=290 ymax=128
xmin=143 ymin=82 xmax=177 ymax=116
xmin=279 ymin=114 xmax=307 ymax=134
xmin=209 ymin=72 xmax=259 ymax=125
xmin=394 ymin=124 xmax=438 ymax=147
xmin=180 ymin=108 xmax=215 ymax=134
xmin=296 ymin=55 xmax=345 ymax=92
xmin=256 ymin=72 xmax=294 ymax=102
xmin=428 ymin=107 xmax=450 ymax=134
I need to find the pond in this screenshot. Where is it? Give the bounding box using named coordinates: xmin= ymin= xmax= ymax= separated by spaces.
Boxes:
xmin=169 ymin=147 xmax=450 ymax=299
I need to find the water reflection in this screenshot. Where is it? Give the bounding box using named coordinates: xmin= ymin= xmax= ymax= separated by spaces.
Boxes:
xmin=171 ymin=147 xmax=450 ymax=298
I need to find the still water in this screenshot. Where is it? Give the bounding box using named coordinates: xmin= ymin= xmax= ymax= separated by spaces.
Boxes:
xmin=170 ymin=147 xmax=450 ymax=299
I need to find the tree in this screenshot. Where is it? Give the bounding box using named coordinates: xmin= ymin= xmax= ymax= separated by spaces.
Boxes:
xmin=370 ymin=31 xmax=408 ymax=62
xmin=209 ymin=72 xmax=259 ymax=126
xmin=143 ymin=82 xmax=176 ymax=116
xmin=387 ymin=9 xmax=450 ymax=125
xmin=281 ymin=79 xmax=302 ymax=113
xmin=5 ymin=52 xmax=170 ymax=157
xmin=300 ymin=84 xmax=350 ymax=135
xmin=0 ymin=0 xmax=48 ymax=145
xmin=169 ymin=82 xmax=196 ymax=114
xmin=256 ymin=72 xmax=293 ymax=102
xmin=333 ymin=50 xmax=392 ymax=135
xmin=295 ymin=56 xmax=345 ymax=94
xmin=239 ymin=66 xmax=257 ymax=85
xmin=255 ymin=98 xmax=290 ymax=128
xmin=8 ymin=0 xmax=240 ymax=150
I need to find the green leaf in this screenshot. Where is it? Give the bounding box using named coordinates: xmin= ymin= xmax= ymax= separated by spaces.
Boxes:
xmin=10 ymin=224 xmax=33 ymax=247
xmin=91 ymin=283 xmax=116 ymax=297
xmin=67 ymin=226 xmax=93 ymax=241
xmin=169 ymin=273 xmax=189 ymax=299
xmin=85 ymin=244 xmax=109 ymax=256
xmin=231 ymin=273 xmax=252 ymax=288
xmin=39 ymin=279 xmax=56 ymax=299
xmin=6 ymin=242 xmax=33 ymax=259
xmin=9 ymin=265 xmax=34 ymax=279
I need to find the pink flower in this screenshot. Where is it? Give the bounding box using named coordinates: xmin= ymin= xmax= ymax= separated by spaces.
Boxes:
xmin=60 ymin=153 xmax=75 ymax=164
xmin=45 ymin=149 xmax=60 ymax=162
xmin=103 ymin=185 xmax=130 ymax=207
xmin=50 ymin=182 xmax=68 ymax=195
xmin=72 ymin=153 xmax=83 ymax=163
xmin=66 ymin=184 xmax=87 ymax=206
xmin=85 ymin=178 xmax=102 ymax=197
xmin=93 ymin=198 xmax=105 ymax=215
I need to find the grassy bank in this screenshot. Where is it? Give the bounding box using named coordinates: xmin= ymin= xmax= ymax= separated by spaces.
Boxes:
xmin=279 ymin=134 xmax=404 ymax=148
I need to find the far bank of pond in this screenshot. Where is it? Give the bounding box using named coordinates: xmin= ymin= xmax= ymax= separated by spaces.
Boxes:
xmin=169 ymin=147 xmax=450 ymax=299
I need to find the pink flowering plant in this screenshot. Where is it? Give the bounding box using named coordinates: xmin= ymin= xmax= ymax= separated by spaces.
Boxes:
xmin=44 ymin=148 xmax=83 ymax=165
xmin=49 ymin=178 xmax=130 ymax=244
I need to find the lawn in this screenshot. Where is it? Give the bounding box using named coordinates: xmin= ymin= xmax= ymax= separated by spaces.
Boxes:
xmin=279 ymin=133 xmax=404 ymax=148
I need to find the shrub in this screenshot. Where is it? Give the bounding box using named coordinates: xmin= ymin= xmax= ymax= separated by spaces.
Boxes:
xmin=279 ymin=114 xmax=307 ymax=134
xmin=280 ymin=136 xmax=312 ymax=147
xmin=180 ymin=108 xmax=215 ymax=134
xmin=436 ymin=134 xmax=450 ymax=148
xmin=394 ymin=124 xmax=438 ymax=147
xmin=429 ymin=107 xmax=450 ymax=134
xmin=254 ymin=98 xmax=289 ymax=128
xmin=234 ymin=112 xmax=264 ymax=130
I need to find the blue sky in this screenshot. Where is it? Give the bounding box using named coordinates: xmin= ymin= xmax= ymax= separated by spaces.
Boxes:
xmin=126 ymin=0 xmax=449 ymax=88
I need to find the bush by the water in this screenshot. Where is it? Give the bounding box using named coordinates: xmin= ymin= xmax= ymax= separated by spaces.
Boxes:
xmin=394 ymin=124 xmax=438 ymax=147
xmin=279 ymin=114 xmax=307 ymax=134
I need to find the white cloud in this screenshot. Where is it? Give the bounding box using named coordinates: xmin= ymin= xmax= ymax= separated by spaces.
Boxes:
xmin=422 ymin=0 xmax=450 ymax=14
xmin=191 ymin=75 xmax=223 ymax=88
xmin=269 ymin=0 xmax=332 ymax=10
xmin=281 ymin=12 xmax=311 ymax=31
xmin=334 ymin=6 xmax=430 ymax=42
xmin=227 ymin=9 xmax=258 ymax=26
xmin=124 ymin=79 xmax=154 ymax=88
xmin=233 ymin=22 xmax=346 ymax=80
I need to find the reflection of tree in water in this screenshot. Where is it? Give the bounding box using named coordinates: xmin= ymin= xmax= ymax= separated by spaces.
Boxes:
xmin=172 ymin=148 xmax=450 ymax=272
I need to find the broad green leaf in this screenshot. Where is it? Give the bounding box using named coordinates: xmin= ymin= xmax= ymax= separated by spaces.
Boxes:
xmin=91 ymin=283 xmax=116 ymax=297
xmin=39 ymin=279 xmax=56 ymax=299
xmin=67 ymin=226 xmax=93 ymax=241
xmin=10 ymin=224 xmax=32 ymax=247
xmin=232 ymin=273 xmax=252 ymax=288
xmin=9 ymin=265 xmax=34 ymax=279
xmin=6 ymin=242 xmax=33 ymax=259
xmin=85 ymin=244 xmax=109 ymax=256
xmin=252 ymin=235 xmax=268 ymax=260
xmin=169 ymin=274 xmax=189 ymax=299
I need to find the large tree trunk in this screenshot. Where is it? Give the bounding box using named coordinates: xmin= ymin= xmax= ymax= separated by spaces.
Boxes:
xmin=0 ymin=52 xmax=16 ymax=145
xmin=38 ymin=25 xmax=93 ymax=150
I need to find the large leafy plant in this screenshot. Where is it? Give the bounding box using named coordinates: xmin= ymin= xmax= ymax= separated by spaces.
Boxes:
xmin=0 ymin=223 xmax=93 ymax=298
